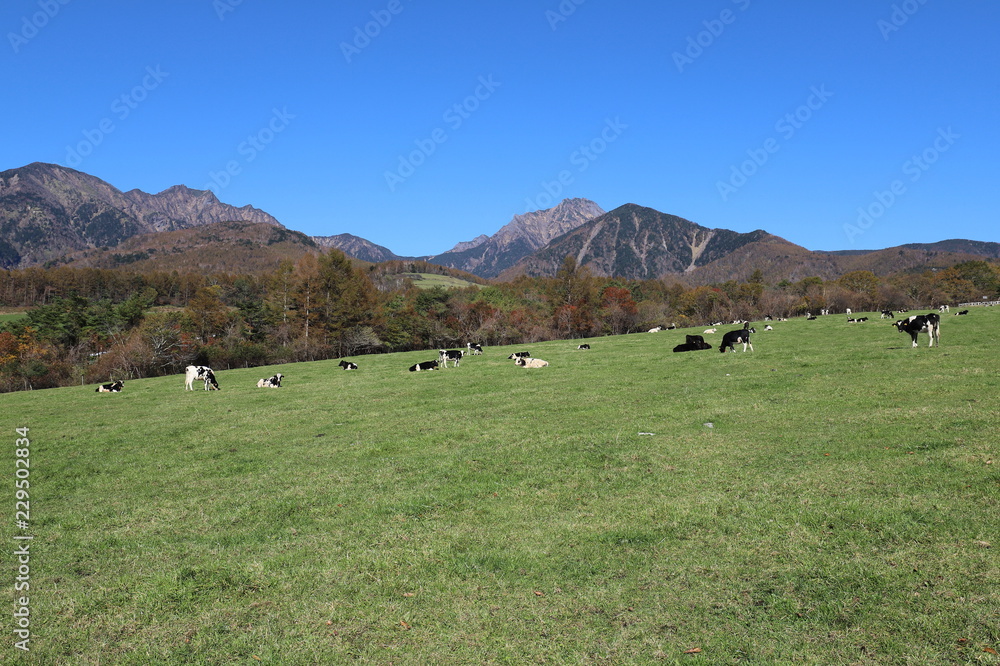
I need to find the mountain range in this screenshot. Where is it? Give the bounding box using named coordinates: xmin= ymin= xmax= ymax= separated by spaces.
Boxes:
xmin=1 ymin=162 xmax=996 ymax=284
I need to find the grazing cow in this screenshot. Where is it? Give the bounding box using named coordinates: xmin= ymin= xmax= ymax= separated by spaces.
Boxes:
xmin=938 ymin=305 xmax=950 ymax=312
xmin=880 ymin=310 xmax=894 ymax=319
xmin=719 ymin=328 xmax=754 ymax=353
xmin=409 ymin=360 xmax=439 ymax=372
xmin=648 ymin=327 xmax=662 ymax=333
xmin=515 ymin=357 xmax=549 ymax=368
xmin=185 ymin=365 xmax=220 ymax=391
xmin=893 ymin=313 xmax=941 ymax=347
xmin=256 ymin=373 xmax=283 ymax=388
xmin=703 ymin=328 xmax=717 ymax=334
xmin=577 ymin=344 xmax=590 ymax=350
xmin=955 ymin=310 xmax=969 ymax=316
xmin=507 ymin=351 xmax=531 ymax=359
xmin=467 ymin=343 xmax=483 ymax=355
xmin=438 ymin=349 xmax=464 ymax=367
xmin=764 ymin=325 xmax=773 ymax=331
xmin=95 ymin=380 xmax=124 ymax=393
xmin=338 ymin=360 xmax=358 ymax=370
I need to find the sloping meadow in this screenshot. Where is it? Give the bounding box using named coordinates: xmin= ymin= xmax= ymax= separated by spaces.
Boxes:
xmin=5 ymin=311 xmax=998 ymax=664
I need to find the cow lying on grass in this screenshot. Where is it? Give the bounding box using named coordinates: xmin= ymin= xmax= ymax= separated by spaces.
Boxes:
xmin=409 ymin=360 xmax=439 ymax=372
xmin=514 ymin=357 xmax=549 ymax=368
xmin=256 ymin=373 xmax=283 ymax=388
xmin=96 ymin=380 xmax=123 ymax=393
xmin=338 ymin=360 xmax=358 ymax=370
xmin=673 ymin=334 xmax=712 ymax=353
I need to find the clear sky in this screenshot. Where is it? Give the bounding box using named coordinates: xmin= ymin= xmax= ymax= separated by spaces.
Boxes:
xmin=3 ymin=1 xmax=997 ymax=257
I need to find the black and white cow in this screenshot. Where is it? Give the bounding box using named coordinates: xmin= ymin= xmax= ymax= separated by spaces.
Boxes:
xmin=256 ymin=373 xmax=283 ymax=388
xmin=185 ymin=365 xmax=220 ymax=390
xmin=893 ymin=313 xmax=941 ymax=347
xmin=409 ymin=360 xmax=439 ymax=372
xmin=955 ymin=310 xmax=969 ymax=316
xmin=338 ymin=360 xmax=358 ymax=370
xmin=719 ymin=328 xmax=754 ymax=353
xmin=880 ymin=310 xmax=894 ymax=319
xmin=439 ymin=349 xmax=464 ymax=367
xmin=507 ymin=351 xmax=531 ymax=359
xmin=577 ymin=344 xmax=590 ymax=350
xmin=95 ymin=380 xmax=124 ymax=393
xmin=467 ymin=343 xmax=483 ymax=355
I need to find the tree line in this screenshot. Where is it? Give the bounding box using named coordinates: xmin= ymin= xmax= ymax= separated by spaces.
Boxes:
xmin=1 ymin=250 xmax=997 ymax=392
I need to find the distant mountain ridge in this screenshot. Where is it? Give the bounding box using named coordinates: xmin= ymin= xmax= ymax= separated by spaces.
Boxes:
xmin=0 ymin=162 xmax=282 ymax=267
xmin=1 ymin=163 xmax=997 ymax=284
xmin=500 ymin=204 xmax=782 ymax=281
xmin=311 ymin=233 xmax=405 ymax=263
xmin=428 ymin=198 xmax=605 ymax=278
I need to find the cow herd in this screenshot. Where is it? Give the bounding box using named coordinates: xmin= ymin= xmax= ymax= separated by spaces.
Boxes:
xmin=94 ymin=307 xmax=968 ymax=393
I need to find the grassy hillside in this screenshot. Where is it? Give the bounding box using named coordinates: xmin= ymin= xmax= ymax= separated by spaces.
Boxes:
xmin=400 ymin=272 xmax=483 ymax=290
xmin=3 ymin=310 xmax=998 ymax=663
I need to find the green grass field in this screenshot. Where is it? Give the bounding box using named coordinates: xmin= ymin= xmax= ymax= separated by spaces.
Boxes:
xmin=0 ymin=311 xmax=27 ymax=325
xmin=3 ymin=311 xmax=998 ymax=664
xmin=400 ymin=273 xmax=482 ymax=290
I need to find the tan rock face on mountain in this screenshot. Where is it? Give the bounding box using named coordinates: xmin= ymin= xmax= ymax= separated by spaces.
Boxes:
xmin=427 ymin=198 xmax=606 ymax=278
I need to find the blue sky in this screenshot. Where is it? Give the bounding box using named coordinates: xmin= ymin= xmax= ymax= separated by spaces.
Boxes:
xmin=3 ymin=0 xmax=997 ymax=257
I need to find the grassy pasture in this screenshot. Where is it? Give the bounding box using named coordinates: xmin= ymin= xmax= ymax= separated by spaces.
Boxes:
xmin=0 ymin=311 xmax=27 ymax=325
xmin=399 ymin=273 xmax=482 ymax=290
xmin=3 ymin=311 xmax=998 ymax=664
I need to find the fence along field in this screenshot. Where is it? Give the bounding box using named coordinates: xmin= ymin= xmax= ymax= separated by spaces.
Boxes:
xmin=4 ymin=310 xmax=998 ymax=663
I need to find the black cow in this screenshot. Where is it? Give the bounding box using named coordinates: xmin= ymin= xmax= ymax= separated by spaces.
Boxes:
xmin=719 ymin=328 xmax=754 ymax=353
xmin=673 ymin=341 xmax=712 ymax=352
xmin=409 ymin=360 xmax=439 ymax=372
xmin=507 ymin=351 xmax=531 ymax=359
xmin=955 ymin=310 xmax=969 ymax=316
xmin=338 ymin=360 xmax=358 ymax=370
xmin=893 ymin=313 xmax=941 ymax=347
xmin=96 ymin=380 xmax=123 ymax=393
